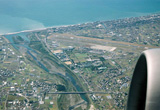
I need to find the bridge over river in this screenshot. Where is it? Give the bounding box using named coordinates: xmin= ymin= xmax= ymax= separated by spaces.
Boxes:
xmin=48 ymin=91 xmax=111 ymax=94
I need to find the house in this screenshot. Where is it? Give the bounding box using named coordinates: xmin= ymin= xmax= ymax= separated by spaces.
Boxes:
xmin=50 ymin=102 xmax=54 ymax=104
xmin=106 ymin=95 xmax=112 ymax=99
xmin=52 ymin=50 xmax=63 ymax=55
xmin=45 ymin=97 xmax=49 ymax=99
xmin=64 ymin=61 xmax=72 ymax=65
xmin=10 ymin=87 xmax=15 ymax=91
xmin=39 ymin=101 xmax=44 ymax=104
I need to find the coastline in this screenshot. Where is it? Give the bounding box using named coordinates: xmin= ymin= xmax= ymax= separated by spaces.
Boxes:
xmin=0 ymin=13 xmax=159 ymax=36
xmin=0 ymin=24 xmax=73 ymax=36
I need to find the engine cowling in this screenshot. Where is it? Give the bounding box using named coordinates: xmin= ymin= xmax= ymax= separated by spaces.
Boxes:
xmin=127 ymin=48 xmax=160 ymax=110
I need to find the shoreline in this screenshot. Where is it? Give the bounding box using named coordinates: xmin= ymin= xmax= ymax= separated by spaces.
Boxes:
xmin=0 ymin=13 xmax=159 ymax=36
xmin=0 ymin=24 xmax=74 ymax=36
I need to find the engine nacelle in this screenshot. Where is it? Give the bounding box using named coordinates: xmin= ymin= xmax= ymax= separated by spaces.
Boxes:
xmin=127 ymin=48 xmax=160 ymax=110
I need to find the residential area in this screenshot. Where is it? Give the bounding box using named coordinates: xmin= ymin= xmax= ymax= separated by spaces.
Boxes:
xmin=0 ymin=14 xmax=159 ymax=109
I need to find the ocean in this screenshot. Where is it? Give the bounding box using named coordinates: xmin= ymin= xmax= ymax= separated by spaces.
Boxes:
xmin=0 ymin=0 xmax=160 ymax=34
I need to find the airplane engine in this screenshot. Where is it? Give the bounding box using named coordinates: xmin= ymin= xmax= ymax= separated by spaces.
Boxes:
xmin=127 ymin=48 xmax=160 ymax=110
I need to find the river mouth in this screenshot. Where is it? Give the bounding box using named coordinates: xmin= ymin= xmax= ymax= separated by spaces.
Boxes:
xmin=5 ymin=34 xmax=50 ymax=72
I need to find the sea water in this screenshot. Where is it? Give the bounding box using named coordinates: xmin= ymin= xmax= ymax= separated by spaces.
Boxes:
xmin=0 ymin=0 xmax=160 ymax=34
